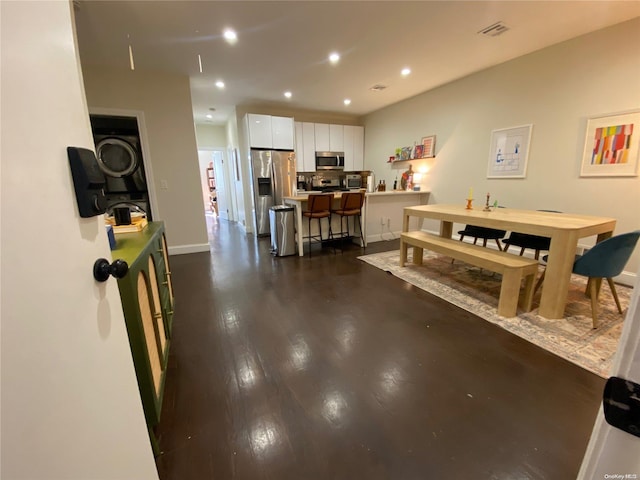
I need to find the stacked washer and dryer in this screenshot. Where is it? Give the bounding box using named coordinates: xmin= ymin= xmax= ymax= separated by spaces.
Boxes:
xmin=90 ymin=114 xmax=151 ymax=220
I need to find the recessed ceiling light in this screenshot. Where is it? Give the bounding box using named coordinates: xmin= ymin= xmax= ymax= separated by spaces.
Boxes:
xmin=215 ymin=80 xmax=225 ymax=89
xmin=343 ymin=99 xmax=351 ymax=106
xmin=206 ymin=114 xmax=213 ymax=119
xmin=329 ymin=52 xmax=340 ymax=64
xmin=284 ymin=91 xmax=292 ymax=99
xmin=223 ymin=28 xmax=237 ymax=44
xmin=401 ymin=67 xmax=411 ymax=76
xmin=198 ymin=54 xmax=203 ymax=73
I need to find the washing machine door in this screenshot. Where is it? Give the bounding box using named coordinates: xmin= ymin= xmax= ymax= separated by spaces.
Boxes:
xmin=96 ymin=137 xmax=139 ymax=178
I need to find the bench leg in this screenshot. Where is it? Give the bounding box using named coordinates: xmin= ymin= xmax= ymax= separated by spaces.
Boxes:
xmin=498 ymin=269 xmax=521 ymax=317
xmin=520 ymin=271 xmax=535 ymax=312
xmin=400 ymin=239 xmax=408 ymax=267
xmin=412 ymin=246 xmax=424 ymax=265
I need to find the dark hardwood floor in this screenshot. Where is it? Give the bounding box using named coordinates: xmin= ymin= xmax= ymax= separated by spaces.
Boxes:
xmin=155 ymin=217 xmax=605 ymax=479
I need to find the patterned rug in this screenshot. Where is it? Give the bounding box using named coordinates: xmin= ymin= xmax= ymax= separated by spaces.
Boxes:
xmin=358 ymin=249 xmax=631 ymax=378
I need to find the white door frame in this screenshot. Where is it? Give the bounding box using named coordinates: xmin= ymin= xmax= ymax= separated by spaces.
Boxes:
xmin=578 ymin=263 xmax=640 ymax=477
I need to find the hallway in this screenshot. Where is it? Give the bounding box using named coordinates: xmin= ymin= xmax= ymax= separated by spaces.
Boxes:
xmin=155 ymin=219 xmax=604 ymax=479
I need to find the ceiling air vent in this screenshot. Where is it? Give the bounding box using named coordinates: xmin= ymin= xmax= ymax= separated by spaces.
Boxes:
xmin=478 ymin=21 xmax=510 ymax=37
xmin=370 ymin=84 xmax=388 ymax=92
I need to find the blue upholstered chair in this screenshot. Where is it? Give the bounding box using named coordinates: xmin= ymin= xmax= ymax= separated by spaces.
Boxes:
xmin=535 ymin=230 xmax=640 ymax=328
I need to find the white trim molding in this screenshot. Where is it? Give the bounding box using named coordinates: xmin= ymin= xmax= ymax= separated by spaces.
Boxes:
xmin=168 ymin=243 xmax=210 ymax=256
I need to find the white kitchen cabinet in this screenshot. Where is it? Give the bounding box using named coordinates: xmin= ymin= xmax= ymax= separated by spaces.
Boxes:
xmin=302 ymin=122 xmax=316 ymax=172
xmin=329 ymin=124 xmax=344 ymax=151
xmin=343 ymin=125 xmax=365 ymax=171
xmin=294 ymin=122 xmax=317 ymax=172
xmin=314 ymin=123 xmax=330 ymax=151
xmin=246 ymin=114 xmax=294 ymax=149
xmin=272 ymin=116 xmax=294 ymax=150
xmin=246 ymin=114 xmax=273 ymax=148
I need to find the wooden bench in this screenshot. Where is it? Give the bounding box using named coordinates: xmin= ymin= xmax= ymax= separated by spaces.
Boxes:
xmin=400 ymin=231 xmax=540 ymax=317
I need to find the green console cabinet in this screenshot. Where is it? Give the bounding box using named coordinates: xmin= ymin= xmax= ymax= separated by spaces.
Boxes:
xmin=112 ymin=221 xmax=174 ymax=452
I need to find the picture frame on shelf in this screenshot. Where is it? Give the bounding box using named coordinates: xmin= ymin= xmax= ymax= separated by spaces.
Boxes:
xmin=400 ymin=146 xmax=412 ymax=161
xmin=414 ymin=144 xmax=424 ymax=159
xmin=421 ymin=135 xmax=436 ymax=158
xmin=486 ymin=124 xmax=532 ymax=179
xmin=580 ymin=110 xmax=640 ymax=177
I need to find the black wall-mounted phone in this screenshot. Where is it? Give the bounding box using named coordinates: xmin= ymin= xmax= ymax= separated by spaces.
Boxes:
xmin=67 ymin=146 xmax=107 ymax=218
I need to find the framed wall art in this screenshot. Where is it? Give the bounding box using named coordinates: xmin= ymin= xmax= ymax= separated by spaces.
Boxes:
xmin=421 ymin=135 xmax=436 ymax=158
xmin=580 ymin=111 xmax=640 ymax=177
xmin=486 ymin=124 xmax=532 ymax=179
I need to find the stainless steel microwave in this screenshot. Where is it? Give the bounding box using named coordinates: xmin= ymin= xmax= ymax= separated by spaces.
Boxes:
xmin=315 ymin=151 xmax=344 ymax=170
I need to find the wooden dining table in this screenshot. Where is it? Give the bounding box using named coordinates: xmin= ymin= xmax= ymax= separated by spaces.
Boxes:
xmin=402 ymin=204 xmax=617 ymax=319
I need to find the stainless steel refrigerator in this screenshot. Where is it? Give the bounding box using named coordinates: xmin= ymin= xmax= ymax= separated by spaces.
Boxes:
xmin=250 ymin=149 xmax=296 ymax=236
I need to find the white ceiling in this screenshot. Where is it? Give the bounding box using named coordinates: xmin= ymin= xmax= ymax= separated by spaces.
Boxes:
xmin=74 ymin=1 xmax=640 ymax=126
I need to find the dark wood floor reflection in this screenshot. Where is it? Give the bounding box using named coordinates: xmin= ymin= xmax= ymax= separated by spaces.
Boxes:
xmin=155 ymin=218 xmax=605 ymax=479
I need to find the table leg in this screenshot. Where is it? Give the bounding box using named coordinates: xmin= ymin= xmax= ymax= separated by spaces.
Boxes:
xmin=539 ymin=231 xmax=578 ymax=319
xmin=440 ymin=220 xmax=453 ymax=239
xmin=402 ymin=211 xmax=410 ymax=233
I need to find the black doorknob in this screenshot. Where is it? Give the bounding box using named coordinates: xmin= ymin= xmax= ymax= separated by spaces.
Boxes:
xmin=93 ymin=258 xmax=129 ymax=282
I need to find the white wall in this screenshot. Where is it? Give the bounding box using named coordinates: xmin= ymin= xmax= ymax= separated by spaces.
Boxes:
xmin=1 ymin=1 xmax=158 ymax=477
xmin=82 ymin=67 xmax=209 ymax=254
xmin=364 ymin=18 xmax=640 ymax=279
xmin=195 ymin=123 xmax=227 ymax=148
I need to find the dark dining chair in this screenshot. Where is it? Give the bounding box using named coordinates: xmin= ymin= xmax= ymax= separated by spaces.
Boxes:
xmin=534 ymin=230 xmax=640 ymax=328
xmin=502 ymin=210 xmax=561 ymax=260
xmin=457 ymin=225 xmax=506 ymax=249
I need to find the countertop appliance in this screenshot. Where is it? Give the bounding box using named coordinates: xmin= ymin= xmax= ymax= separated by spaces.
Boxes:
xmin=345 ymin=174 xmax=362 ymax=189
xmin=250 ymin=149 xmax=296 ymax=236
xmin=315 ymin=151 xmax=344 ymax=171
xmin=310 ymin=176 xmax=348 ymax=192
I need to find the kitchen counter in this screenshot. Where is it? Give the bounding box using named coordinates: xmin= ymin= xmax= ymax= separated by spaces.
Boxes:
xmin=282 ymin=189 xmax=431 ymax=255
xmin=283 ymin=192 xmax=368 ymax=256
xmin=366 ymin=190 xmax=427 ymax=197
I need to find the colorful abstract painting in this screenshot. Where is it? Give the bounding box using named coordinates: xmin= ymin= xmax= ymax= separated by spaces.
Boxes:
xmin=581 ymin=111 xmax=640 ymax=177
xmin=590 ymin=124 xmax=633 ymax=165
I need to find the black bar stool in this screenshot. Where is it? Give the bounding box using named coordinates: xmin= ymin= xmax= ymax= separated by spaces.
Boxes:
xmin=303 ymin=194 xmax=334 ymax=256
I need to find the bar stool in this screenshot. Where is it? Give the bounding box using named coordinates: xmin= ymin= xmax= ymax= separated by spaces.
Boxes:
xmin=332 ymin=192 xmax=365 ymax=250
xmin=302 ymin=194 xmax=334 ymax=256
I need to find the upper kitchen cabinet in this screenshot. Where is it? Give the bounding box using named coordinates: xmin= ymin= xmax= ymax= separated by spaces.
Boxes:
xmin=294 ymin=122 xmax=316 ymax=172
xmin=271 ymin=116 xmax=295 ymax=150
xmin=314 ymin=123 xmax=344 ymax=152
xmin=329 ymin=124 xmax=344 ymax=152
xmin=246 ymin=114 xmax=294 ymax=150
xmin=344 ymin=125 xmax=365 ymax=171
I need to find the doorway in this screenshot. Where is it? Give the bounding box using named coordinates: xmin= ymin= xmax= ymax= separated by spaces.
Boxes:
xmin=198 ymin=149 xmax=236 ymax=239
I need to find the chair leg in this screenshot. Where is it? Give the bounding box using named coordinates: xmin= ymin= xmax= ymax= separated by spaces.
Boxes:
xmin=607 ymin=277 xmax=623 ymax=314
xmin=588 ymin=277 xmax=599 ymax=329
xmin=482 ymin=238 xmax=487 ymax=247
xmin=534 ymin=249 xmax=540 ymax=261
xmin=519 ymin=247 xmax=525 ymax=256
xmin=496 ymin=239 xmax=503 ymax=250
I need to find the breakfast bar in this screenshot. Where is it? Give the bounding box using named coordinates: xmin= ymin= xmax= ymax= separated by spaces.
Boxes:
xmin=401 ymin=204 xmax=617 ymax=319
xmin=283 ymin=191 xmax=367 ymax=256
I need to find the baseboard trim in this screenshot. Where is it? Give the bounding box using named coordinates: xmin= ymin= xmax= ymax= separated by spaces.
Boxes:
xmin=168 ymin=243 xmax=210 ymax=256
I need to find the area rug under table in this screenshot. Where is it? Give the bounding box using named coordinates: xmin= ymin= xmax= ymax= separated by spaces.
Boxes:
xmin=358 ymin=249 xmax=631 ymax=378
